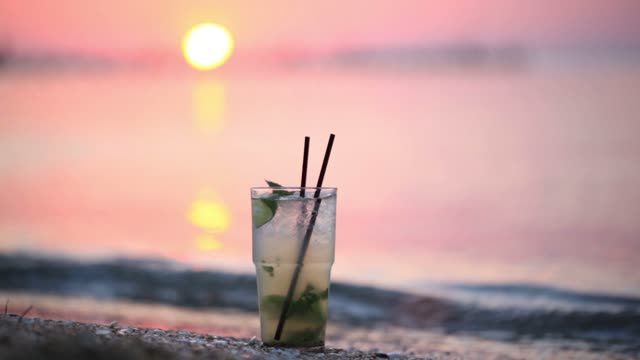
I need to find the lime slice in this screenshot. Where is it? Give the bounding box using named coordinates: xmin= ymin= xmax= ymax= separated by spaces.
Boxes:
xmin=252 ymin=198 xmax=276 ymax=227
xmin=253 ymin=180 xmax=291 ymax=228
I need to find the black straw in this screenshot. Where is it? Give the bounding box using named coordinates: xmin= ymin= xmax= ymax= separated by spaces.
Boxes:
xmin=274 ymin=134 xmax=335 ymax=341
xmin=300 ymin=136 xmax=310 ymax=198
xmin=313 ymin=134 xmax=335 ymax=194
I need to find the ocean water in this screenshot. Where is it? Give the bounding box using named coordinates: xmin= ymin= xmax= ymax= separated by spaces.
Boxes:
xmin=1 ymin=63 xmax=640 ymax=357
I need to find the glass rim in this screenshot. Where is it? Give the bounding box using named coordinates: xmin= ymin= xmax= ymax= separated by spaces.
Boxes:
xmin=251 ymin=186 xmax=337 ymax=191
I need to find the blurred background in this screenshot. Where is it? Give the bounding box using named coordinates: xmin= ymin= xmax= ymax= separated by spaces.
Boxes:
xmin=1 ymin=0 xmax=640 ymax=358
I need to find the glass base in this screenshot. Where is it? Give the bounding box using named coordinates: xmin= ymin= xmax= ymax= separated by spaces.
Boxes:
xmin=262 ymin=341 xmax=325 ymax=351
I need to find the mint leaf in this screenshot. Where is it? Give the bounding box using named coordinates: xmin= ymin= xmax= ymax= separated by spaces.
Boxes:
xmin=319 ymin=288 xmax=329 ymax=300
xmin=283 ymin=326 xmax=325 ymax=347
xmin=265 ymin=180 xmax=294 ymax=196
xmin=260 ymin=294 xmax=286 ymax=318
xmin=297 ymin=284 xmax=321 ymax=306
xmin=260 ymin=283 xmax=328 ymax=323
xmin=262 ymin=265 xmax=274 ymax=277
xmin=265 ymin=180 xmax=284 ymax=188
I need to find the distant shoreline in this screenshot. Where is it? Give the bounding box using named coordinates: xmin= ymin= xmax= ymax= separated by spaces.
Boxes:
xmin=2 ymin=44 xmax=639 ymax=73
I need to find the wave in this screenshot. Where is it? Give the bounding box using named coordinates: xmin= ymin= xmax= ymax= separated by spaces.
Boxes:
xmin=446 ymin=283 xmax=640 ymax=307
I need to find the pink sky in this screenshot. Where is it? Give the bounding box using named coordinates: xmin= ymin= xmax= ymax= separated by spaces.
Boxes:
xmin=1 ymin=0 xmax=640 ymax=54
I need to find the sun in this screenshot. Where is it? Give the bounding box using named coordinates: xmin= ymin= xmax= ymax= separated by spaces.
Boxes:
xmin=183 ymin=23 xmax=234 ymax=71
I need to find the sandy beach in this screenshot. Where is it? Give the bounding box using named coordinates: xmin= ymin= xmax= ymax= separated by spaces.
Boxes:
xmin=0 ymin=314 xmax=462 ymax=360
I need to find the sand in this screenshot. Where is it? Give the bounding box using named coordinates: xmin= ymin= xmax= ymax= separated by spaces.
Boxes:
xmin=0 ymin=314 xmax=460 ymax=360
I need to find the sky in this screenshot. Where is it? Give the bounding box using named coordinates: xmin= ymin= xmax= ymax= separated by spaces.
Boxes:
xmin=2 ymin=1 xmax=640 ymax=296
xmin=1 ymin=0 xmax=640 ymax=55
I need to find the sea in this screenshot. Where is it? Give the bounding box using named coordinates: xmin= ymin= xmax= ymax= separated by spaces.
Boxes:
xmin=1 ymin=52 xmax=639 ymax=358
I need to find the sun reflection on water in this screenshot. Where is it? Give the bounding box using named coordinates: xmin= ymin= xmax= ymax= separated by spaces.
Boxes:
xmin=187 ymin=192 xmax=231 ymax=251
xmin=195 ymin=234 xmax=224 ymax=251
xmin=192 ymin=80 xmax=225 ymax=133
